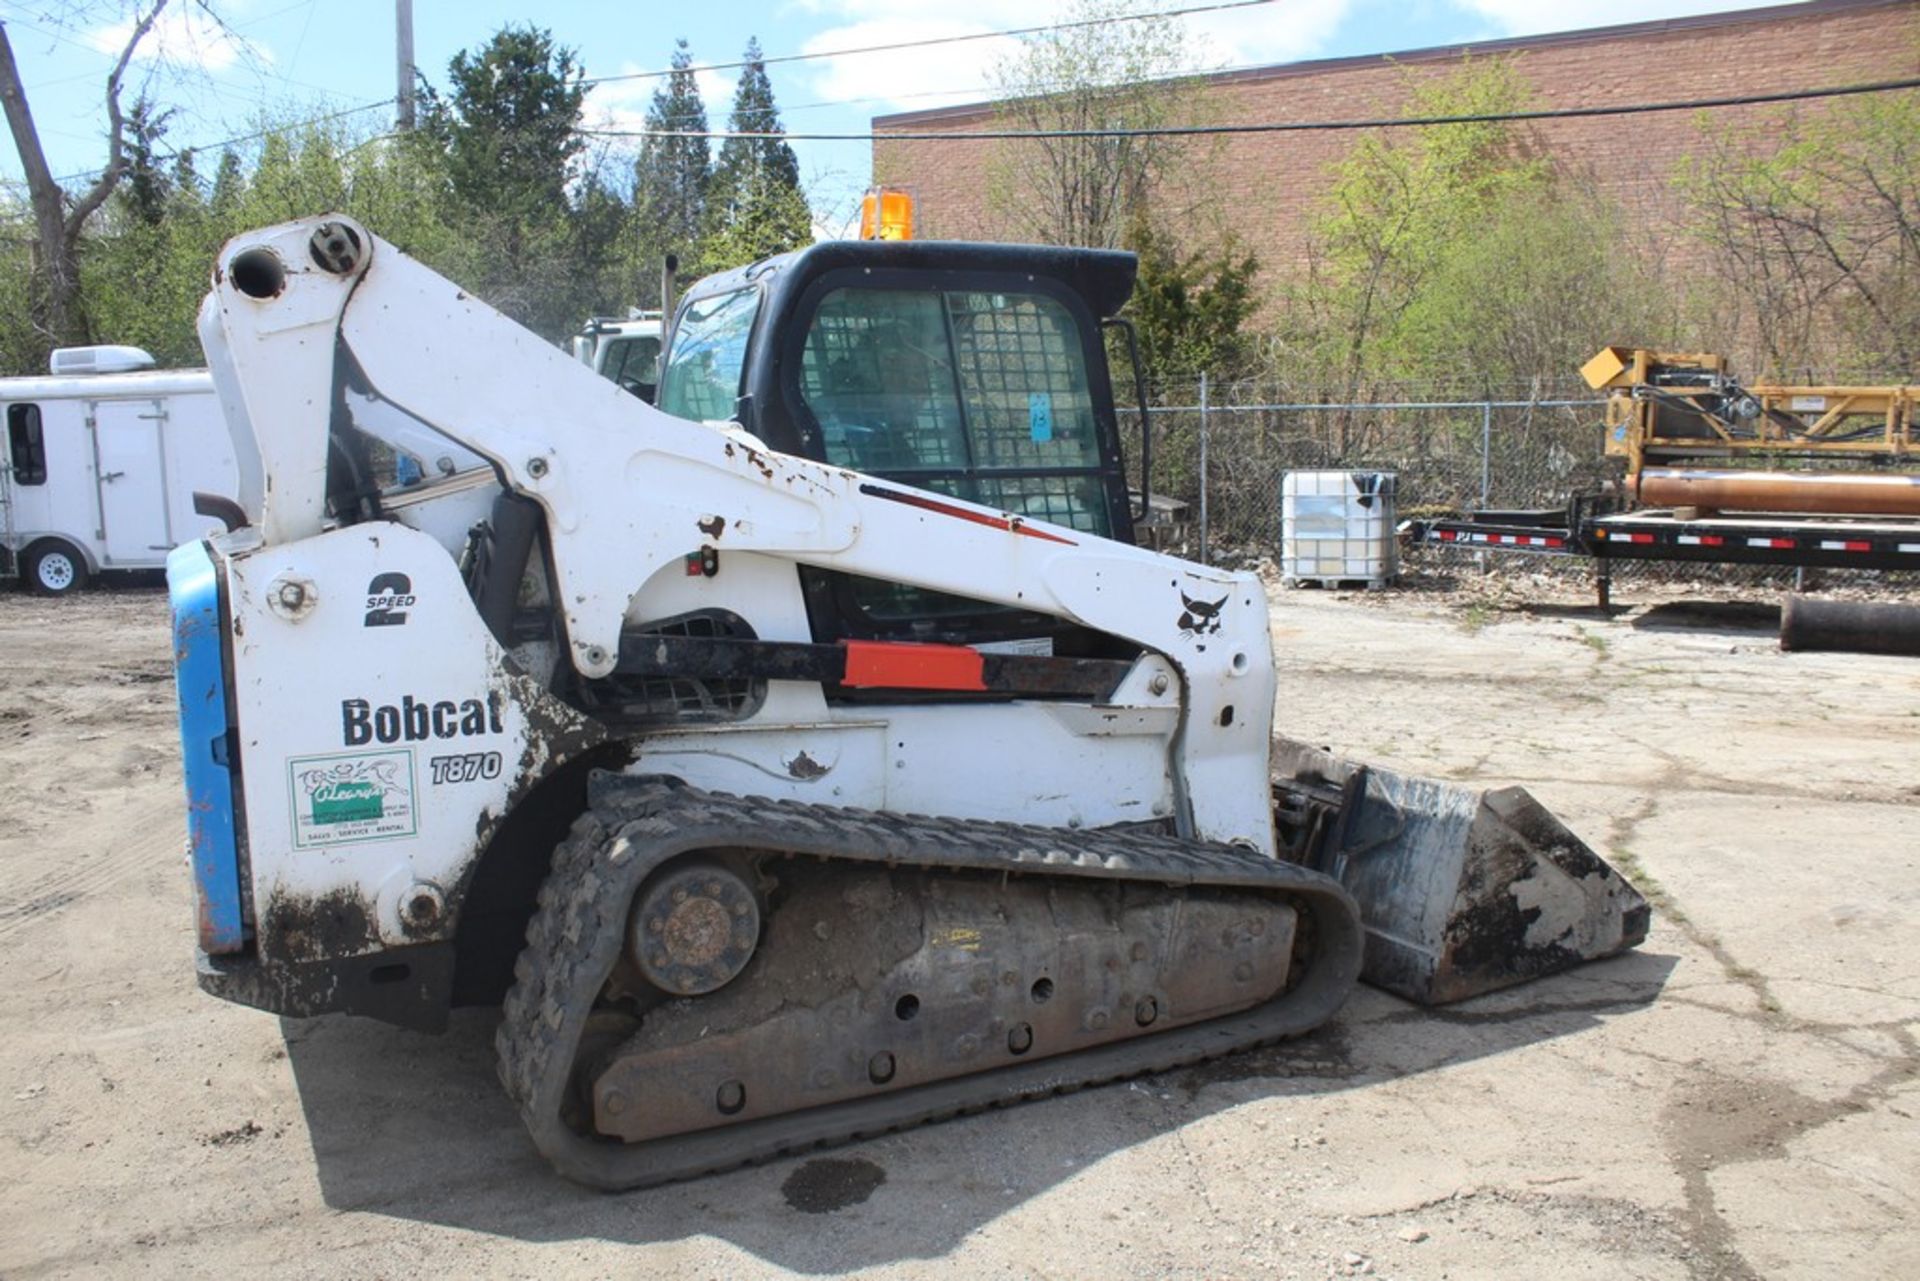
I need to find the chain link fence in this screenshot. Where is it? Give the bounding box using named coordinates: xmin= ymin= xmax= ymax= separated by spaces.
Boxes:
xmin=1125 ymin=375 xmax=1916 ymax=594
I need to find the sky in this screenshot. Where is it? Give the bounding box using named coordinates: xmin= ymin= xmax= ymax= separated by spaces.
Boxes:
xmin=2 ymin=0 xmax=1786 ymax=235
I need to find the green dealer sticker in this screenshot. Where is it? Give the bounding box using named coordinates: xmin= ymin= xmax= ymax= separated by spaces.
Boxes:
xmin=288 ymin=749 xmax=417 ymax=849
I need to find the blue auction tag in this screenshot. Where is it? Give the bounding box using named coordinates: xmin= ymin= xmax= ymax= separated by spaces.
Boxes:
xmin=1028 ymin=391 xmax=1053 ymax=443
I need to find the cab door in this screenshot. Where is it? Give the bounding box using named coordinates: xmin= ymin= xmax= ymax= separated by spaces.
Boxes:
xmin=781 ymin=274 xmax=1137 ymax=651
xmin=91 ymin=398 xmax=171 ymax=564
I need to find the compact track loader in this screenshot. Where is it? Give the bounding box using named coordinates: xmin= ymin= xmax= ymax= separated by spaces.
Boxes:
xmin=170 ymin=216 xmax=1647 ymax=1189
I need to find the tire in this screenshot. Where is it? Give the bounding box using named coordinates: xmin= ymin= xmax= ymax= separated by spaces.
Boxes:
xmin=23 ymin=540 xmax=88 ymax=596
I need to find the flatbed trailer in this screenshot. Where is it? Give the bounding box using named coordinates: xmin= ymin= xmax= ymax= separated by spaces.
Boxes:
xmin=1403 ymin=496 xmax=1920 ymax=608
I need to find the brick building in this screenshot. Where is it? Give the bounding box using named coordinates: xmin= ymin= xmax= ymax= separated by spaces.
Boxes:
xmin=871 ymin=0 xmax=1920 ymax=280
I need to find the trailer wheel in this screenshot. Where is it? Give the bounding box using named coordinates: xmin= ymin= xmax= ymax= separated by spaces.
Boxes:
xmin=23 ymin=540 xmax=88 ymax=596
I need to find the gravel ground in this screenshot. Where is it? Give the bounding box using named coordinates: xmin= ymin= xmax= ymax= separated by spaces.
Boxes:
xmin=1 ymin=575 xmax=1915 ymax=1279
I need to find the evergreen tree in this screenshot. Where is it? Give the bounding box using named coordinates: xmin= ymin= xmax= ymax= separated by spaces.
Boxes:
xmin=700 ymin=37 xmax=810 ymax=271
xmin=171 ymin=150 xmax=203 ymax=209
xmin=209 ymin=150 xmax=245 ymax=218
xmin=435 ymin=26 xmax=586 ymax=224
xmin=121 ymin=99 xmax=174 ymax=227
xmin=712 ymin=38 xmax=799 ymax=199
xmin=635 ymin=40 xmax=711 ymax=266
xmin=1124 ymin=214 xmax=1259 ymax=383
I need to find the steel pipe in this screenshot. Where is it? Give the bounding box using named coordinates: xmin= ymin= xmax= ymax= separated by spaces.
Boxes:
xmin=1780 ymin=596 xmax=1920 ymax=656
xmin=1636 ymin=468 xmax=1920 ymax=517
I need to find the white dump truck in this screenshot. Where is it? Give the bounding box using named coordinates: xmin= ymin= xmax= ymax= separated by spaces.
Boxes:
xmin=568 ymin=310 xmax=664 ymax=401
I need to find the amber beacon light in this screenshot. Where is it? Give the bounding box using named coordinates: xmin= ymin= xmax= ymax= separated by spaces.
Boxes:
xmin=859 ymin=187 xmax=915 ymax=240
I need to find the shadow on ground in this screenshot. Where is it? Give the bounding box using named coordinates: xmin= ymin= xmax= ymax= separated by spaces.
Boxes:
xmin=1630 ymin=600 xmax=1781 ymax=633
xmin=282 ymin=948 xmax=1677 ymax=1272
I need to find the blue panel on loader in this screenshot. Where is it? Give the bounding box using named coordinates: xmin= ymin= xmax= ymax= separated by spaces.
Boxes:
xmin=168 ymin=540 xmax=246 ymax=954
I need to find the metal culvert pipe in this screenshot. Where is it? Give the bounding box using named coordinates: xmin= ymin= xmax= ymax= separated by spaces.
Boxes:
xmin=1780 ymin=596 xmax=1920 ymax=655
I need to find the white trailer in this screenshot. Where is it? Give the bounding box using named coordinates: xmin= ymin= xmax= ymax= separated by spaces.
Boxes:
xmin=2 ymin=346 xmax=244 ymax=595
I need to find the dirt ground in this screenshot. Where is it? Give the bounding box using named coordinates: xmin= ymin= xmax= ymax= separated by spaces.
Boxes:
xmin=1 ymin=570 xmax=1915 ymax=1280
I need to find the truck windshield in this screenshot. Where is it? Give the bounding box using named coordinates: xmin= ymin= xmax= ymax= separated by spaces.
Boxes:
xmin=658 ymin=287 xmax=759 ymax=422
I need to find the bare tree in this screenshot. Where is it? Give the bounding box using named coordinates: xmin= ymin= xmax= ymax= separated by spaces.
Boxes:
xmin=0 ymin=2 xmax=168 ymax=349
xmin=985 ymin=0 xmax=1206 ymax=249
xmin=1683 ymin=94 xmax=1920 ymax=378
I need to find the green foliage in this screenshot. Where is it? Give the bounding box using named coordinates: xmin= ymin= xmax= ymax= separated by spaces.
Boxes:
xmin=696 ymin=38 xmax=811 ymax=276
xmin=1123 ymin=215 xmax=1259 ymax=383
xmin=1679 ymin=89 xmax=1920 ymax=377
xmin=0 ymin=221 xmax=45 ymax=376
xmin=1393 ymin=189 xmax=1671 ymax=390
xmin=697 ymin=175 xmax=811 ymax=276
xmin=409 ymin=25 xmax=622 ymax=337
xmin=712 ymin=38 xmax=800 ymax=199
xmin=1287 ymin=56 xmax=1675 ymax=397
xmin=121 ymin=99 xmax=175 ymax=227
xmin=1299 ymin=58 xmax=1543 ymax=386
xmin=633 ymin=38 xmax=712 ymax=300
xmin=433 ymin=26 xmax=585 ymax=222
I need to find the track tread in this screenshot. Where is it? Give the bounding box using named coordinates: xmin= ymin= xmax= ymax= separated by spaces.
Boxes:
xmin=496 ymin=778 xmax=1363 ymax=1190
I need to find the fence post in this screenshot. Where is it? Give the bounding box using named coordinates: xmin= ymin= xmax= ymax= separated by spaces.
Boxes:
xmin=1198 ymin=371 xmax=1210 ymax=566
xmin=1480 ymin=400 xmax=1492 ymax=508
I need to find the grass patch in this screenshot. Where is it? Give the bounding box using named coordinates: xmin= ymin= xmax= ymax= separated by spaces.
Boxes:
xmin=1609 ymin=844 xmax=1687 ymax=925
xmin=1459 ymin=603 xmax=1491 ymax=635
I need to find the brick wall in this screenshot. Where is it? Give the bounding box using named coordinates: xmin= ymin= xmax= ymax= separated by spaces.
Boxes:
xmin=871 ymin=0 xmax=1920 ymax=287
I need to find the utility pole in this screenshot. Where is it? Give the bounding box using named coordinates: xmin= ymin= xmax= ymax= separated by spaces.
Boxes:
xmin=395 ymin=0 xmax=415 ymax=129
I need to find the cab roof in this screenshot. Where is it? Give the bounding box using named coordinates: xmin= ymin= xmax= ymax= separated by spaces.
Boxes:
xmin=680 ymin=239 xmax=1139 ymax=322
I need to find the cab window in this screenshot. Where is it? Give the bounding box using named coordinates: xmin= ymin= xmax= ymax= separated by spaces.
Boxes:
xmin=798 ymin=287 xmax=1109 ymax=537
xmin=799 ymin=290 xmax=966 ymax=472
xmin=603 ymin=334 xmax=661 ymax=396
xmin=658 ymin=288 xmax=759 ymax=422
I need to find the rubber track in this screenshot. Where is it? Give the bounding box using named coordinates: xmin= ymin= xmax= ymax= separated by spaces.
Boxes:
xmin=496 ymin=778 xmax=1365 ymax=1190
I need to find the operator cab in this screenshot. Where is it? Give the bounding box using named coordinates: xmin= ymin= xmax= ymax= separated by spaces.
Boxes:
xmin=656 ymin=239 xmax=1146 ymax=659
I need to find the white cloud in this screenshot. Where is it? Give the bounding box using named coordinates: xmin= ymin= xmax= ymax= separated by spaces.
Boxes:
xmin=793 ymin=1 xmax=1359 ymax=118
xmin=1202 ymin=1 xmax=1357 ymax=67
xmin=1449 ymin=0 xmax=1793 ymax=39
xmin=801 ymin=16 xmax=1022 ymax=116
xmin=87 ymin=5 xmax=268 ymax=74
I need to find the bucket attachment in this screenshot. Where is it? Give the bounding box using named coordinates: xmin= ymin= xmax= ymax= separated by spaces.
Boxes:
xmin=1271 ymin=738 xmax=1650 ymax=1005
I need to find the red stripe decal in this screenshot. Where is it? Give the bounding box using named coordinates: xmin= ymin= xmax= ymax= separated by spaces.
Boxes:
xmin=1845 ymin=540 xmax=1870 ymax=552
xmin=860 ymin=485 xmax=1078 ymax=546
xmin=1701 ymin=535 xmax=1725 ymax=546
xmin=842 ymin=640 xmax=987 ymax=691
xmin=1439 ymin=529 xmax=1458 ymax=541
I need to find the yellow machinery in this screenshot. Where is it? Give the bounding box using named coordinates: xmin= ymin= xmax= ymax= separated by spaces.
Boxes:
xmin=1582 ymin=347 xmax=1920 ymax=516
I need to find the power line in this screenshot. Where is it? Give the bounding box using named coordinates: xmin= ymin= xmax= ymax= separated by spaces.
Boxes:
xmin=156 ymin=97 xmax=396 ymax=157
xmin=580 ymin=76 xmax=1920 ymax=142
xmin=606 ymin=52 xmax=1298 ymax=132
xmin=35 ymin=97 xmax=396 ymax=185
xmin=578 ymin=0 xmax=1273 ymax=88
